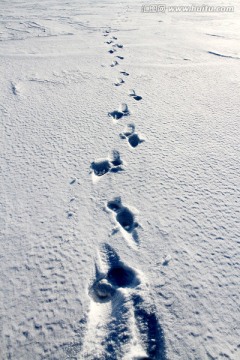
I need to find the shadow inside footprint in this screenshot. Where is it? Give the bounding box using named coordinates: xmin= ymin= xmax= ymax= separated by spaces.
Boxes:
xmin=120 ymin=125 xmax=144 ymax=148
xmin=120 ymin=71 xmax=129 ymax=76
xmin=114 ymin=77 xmax=124 ymax=86
xmin=102 ymin=244 xmax=140 ymax=289
xmin=111 ymin=60 xmax=118 ymax=67
xmin=133 ymin=95 xmax=142 ymax=101
xmin=108 ymin=111 xmax=123 ymax=120
xmin=129 ymin=90 xmax=142 ymax=101
xmin=91 ymin=159 xmax=111 ymax=176
xmin=107 ymin=198 xmax=122 ymax=212
xmin=128 ymin=133 xmax=142 ymax=148
xmin=107 ymin=266 xmax=137 ymax=288
xmin=132 ymin=295 xmax=167 ymax=360
xmin=116 ymin=207 xmax=136 ymax=233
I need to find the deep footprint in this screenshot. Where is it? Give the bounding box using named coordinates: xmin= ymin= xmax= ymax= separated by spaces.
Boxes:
xmin=116 ymin=207 xmax=136 ymax=232
xmin=115 ymin=44 xmax=123 ymax=48
xmin=103 ymin=244 xmax=140 ymax=288
xmin=107 ymin=197 xmax=139 ymax=235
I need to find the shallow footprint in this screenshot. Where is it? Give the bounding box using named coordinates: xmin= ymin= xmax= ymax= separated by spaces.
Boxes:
xmin=129 ymin=89 xmax=142 ymax=101
xmin=111 ymin=60 xmax=119 ymax=67
xmin=114 ymin=44 xmax=123 ymax=48
xmin=120 ymin=71 xmax=129 ymax=76
xmin=114 ymin=78 xmax=125 ymax=87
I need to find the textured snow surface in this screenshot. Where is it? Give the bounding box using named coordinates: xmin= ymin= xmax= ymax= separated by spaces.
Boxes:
xmin=1 ymin=0 xmax=240 ymax=359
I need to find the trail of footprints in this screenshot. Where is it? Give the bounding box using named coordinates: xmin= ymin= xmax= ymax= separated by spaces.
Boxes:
xmin=82 ymin=28 xmax=166 ymax=359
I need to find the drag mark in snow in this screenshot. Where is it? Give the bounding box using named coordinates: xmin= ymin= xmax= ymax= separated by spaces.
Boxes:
xmin=208 ymin=51 xmax=240 ymax=59
xmin=120 ymin=124 xmax=145 ymax=148
xmin=132 ymin=294 xmax=167 ymax=360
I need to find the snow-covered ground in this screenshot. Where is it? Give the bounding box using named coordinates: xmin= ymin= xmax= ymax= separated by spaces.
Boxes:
xmin=1 ymin=0 xmax=240 ymax=359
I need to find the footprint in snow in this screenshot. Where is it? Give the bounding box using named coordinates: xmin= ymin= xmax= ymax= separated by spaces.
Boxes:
xmin=120 ymin=70 xmax=129 ymax=76
xmin=114 ymin=78 xmax=125 ymax=86
xmin=108 ymin=103 xmax=130 ymax=121
xmin=103 ymin=30 xmax=110 ymax=37
xmin=110 ymin=60 xmax=119 ymax=67
xmin=82 ymin=245 xmax=166 ymax=359
xmin=113 ymin=43 xmax=123 ymax=49
xmin=108 ymin=48 xmax=116 ymax=54
xmin=93 ymin=245 xmax=141 ymax=300
xmin=120 ymin=124 xmax=145 ymax=148
xmin=90 ymin=150 xmax=124 ymax=182
xmin=116 ymin=55 xmax=124 ymax=60
xmin=129 ymin=89 xmax=142 ymax=101
xmin=107 ymin=197 xmax=140 ymax=246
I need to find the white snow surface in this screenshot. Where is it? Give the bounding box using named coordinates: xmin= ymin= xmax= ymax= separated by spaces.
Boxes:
xmin=1 ymin=0 xmax=240 ymax=359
